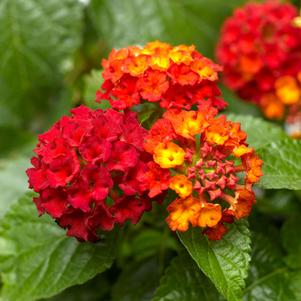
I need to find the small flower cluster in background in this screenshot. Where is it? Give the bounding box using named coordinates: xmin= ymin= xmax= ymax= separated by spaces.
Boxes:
xmin=216 ymin=0 xmax=301 ymax=136
xmin=27 ymin=41 xmax=263 ymax=242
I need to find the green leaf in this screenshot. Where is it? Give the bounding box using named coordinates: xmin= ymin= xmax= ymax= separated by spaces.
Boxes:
xmin=244 ymin=232 xmax=295 ymax=301
xmin=129 ymin=229 xmax=178 ymax=263
xmin=0 ymin=0 xmax=83 ymax=125
xmin=153 ymin=253 xmax=223 ymax=301
xmin=48 ymin=274 xmax=111 ymax=301
xmin=226 ymin=114 xmax=286 ymax=150
xmin=132 ymin=102 xmax=163 ymax=129
xmin=83 ymin=69 xmax=110 ymax=110
xmin=0 ymin=192 xmax=118 ymax=301
xmin=134 ymin=103 xmax=158 ymax=124
xmin=288 ymin=271 xmax=301 ymax=301
xmin=112 ymin=258 xmax=161 ymax=301
xmin=88 ymin=0 xmax=246 ymax=58
xmin=0 ymin=155 xmax=30 ymax=218
xmin=281 ymin=216 xmax=301 ymax=269
xmin=178 ymin=221 xmax=251 ymax=301
xmin=258 ymin=139 xmax=301 ymax=190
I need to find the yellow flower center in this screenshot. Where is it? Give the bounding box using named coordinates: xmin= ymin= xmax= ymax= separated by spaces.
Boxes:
xmin=150 ymin=55 xmax=170 ymax=70
xmin=197 ymin=203 xmax=222 ymax=227
xmin=169 ymin=45 xmax=194 ymax=64
xmin=127 ymin=56 xmax=148 ymax=76
xmin=206 ymin=132 xmax=228 ymax=145
xmin=153 ymin=142 xmax=185 ymax=169
xmin=191 ymin=60 xmax=217 ymax=81
xmin=169 ymin=175 xmax=193 ymax=198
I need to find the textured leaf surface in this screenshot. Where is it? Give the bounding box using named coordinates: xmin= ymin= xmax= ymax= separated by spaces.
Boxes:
xmin=153 ymin=253 xmax=223 ymax=301
xmin=288 ymin=271 xmax=301 ymax=301
xmin=112 ymin=258 xmax=161 ymax=301
xmin=0 ymin=192 xmax=117 ymax=301
xmin=244 ymin=232 xmax=295 ymax=301
xmin=178 ymin=221 xmax=251 ymax=301
xmin=88 ymin=0 xmax=246 ymax=58
xmin=258 ymin=139 xmax=301 ymax=190
xmin=0 ymin=0 xmax=82 ymax=123
xmin=227 ymin=114 xmax=286 ymax=149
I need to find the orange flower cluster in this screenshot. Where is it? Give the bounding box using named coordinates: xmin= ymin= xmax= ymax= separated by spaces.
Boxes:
xmin=97 ymin=41 xmax=226 ymax=110
xmin=144 ymin=105 xmax=263 ymax=239
xmin=216 ymin=1 xmax=301 ymax=120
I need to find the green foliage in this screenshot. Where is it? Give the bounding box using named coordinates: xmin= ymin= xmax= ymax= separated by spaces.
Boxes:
xmin=244 ymin=231 xmax=296 ymax=301
xmin=222 ymin=85 xmax=261 ymax=117
xmin=255 ymin=190 xmax=301 ymax=216
xmin=0 ymin=127 xmax=33 ymax=157
xmin=281 ymin=216 xmax=301 ymax=269
xmin=258 ymin=139 xmax=301 ymax=190
xmin=178 ymin=221 xmax=251 ymax=301
xmin=121 ymin=229 xmax=178 ymax=263
xmin=0 ymin=155 xmax=31 ymax=218
xmin=112 ymin=258 xmax=161 ymax=301
xmin=0 ymin=0 xmax=82 ymax=126
xmin=227 ymin=114 xmax=286 ymax=149
xmin=88 ymin=0 xmax=246 ymax=58
xmin=0 ymin=192 xmax=118 ymax=301
xmin=1 ymin=0 xmax=301 ymax=300
xmin=83 ymin=69 xmax=110 ymax=110
xmin=224 ymin=114 xmax=301 ymax=191
xmin=226 ymin=114 xmax=301 ymax=191
xmin=153 ymin=253 xmax=223 ymax=301
xmin=289 ymin=271 xmax=301 ymax=301
xmin=49 ymin=274 xmax=111 ymax=301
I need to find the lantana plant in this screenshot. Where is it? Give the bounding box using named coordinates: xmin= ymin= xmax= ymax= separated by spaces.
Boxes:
xmin=27 ymin=41 xmax=263 ymax=243
xmin=3 ymin=26 xmax=301 ymax=301
xmin=217 ymin=0 xmax=301 ymax=137
xmin=3 ymin=1 xmax=301 ymax=301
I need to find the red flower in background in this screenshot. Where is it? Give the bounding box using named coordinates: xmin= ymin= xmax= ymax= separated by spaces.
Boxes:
xmin=216 ymin=1 xmax=301 ymax=120
xmin=143 ymin=104 xmax=263 ymax=240
xmin=27 ymin=106 xmax=158 ymax=242
xmin=97 ymin=41 xmax=226 ymax=111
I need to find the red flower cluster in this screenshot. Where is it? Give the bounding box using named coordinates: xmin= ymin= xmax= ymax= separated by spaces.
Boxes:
xmin=144 ymin=105 xmax=263 ymax=239
xmin=217 ymin=1 xmax=301 ymax=119
xmin=97 ymin=41 xmax=226 ymax=111
xmin=27 ymin=106 xmax=155 ymax=241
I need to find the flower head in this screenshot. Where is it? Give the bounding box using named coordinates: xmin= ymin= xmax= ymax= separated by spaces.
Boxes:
xmin=97 ymin=41 xmax=226 ymax=110
xmin=27 ymin=106 xmax=156 ymax=241
xmin=217 ymin=1 xmax=301 ymax=119
xmin=144 ymin=105 xmax=263 ymax=239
